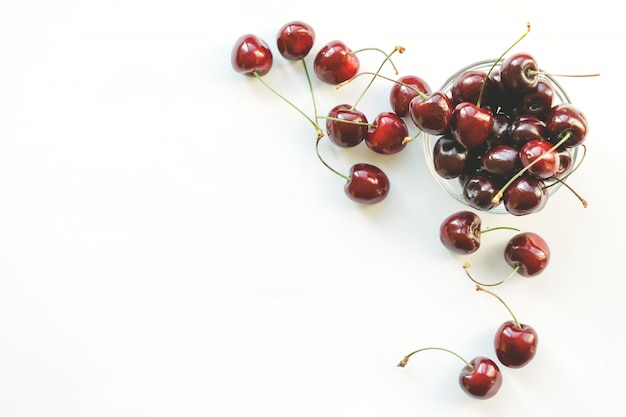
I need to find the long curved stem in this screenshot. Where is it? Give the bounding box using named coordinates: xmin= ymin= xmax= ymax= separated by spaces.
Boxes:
xmin=475 ymin=285 xmax=521 ymax=328
xmin=463 ymin=263 xmax=520 ymax=287
xmin=352 ymin=46 xmax=404 ymax=110
xmin=397 ymin=347 xmax=473 ymax=370
xmin=316 ymin=137 xmax=349 ymax=181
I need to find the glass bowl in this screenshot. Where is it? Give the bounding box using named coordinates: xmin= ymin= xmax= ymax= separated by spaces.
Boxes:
xmin=422 ymin=58 xmax=579 ymax=214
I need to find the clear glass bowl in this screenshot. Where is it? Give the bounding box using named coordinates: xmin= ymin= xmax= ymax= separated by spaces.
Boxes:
xmin=422 ymin=58 xmax=579 ymax=214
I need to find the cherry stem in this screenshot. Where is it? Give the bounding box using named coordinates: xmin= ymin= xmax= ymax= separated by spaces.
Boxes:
xmin=477 ymin=22 xmax=531 ymax=108
xmin=315 ymin=136 xmax=349 ymax=181
xmin=527 ymin=69 xmax=600 ymax=78
xmin=317 ymin=115 xmax=374 ymax=128
xmin=253 ymin=70 xmax=323 ymax=139
xmin=477 ymin=226 xmax=520 ymax=235
xmin=463 ymin=262 xmax=521 ymax=287
xmin=397 ymin=347 xmax=473 ymax=370
xmin=352 ymin=46 xmax=405 ymax=110
xmin=301 ymin=58 xmax=319 ymax=122
xmin=492 ymin=131 xmax=572 ymax=205
xmin=543 ymin=144 xmax=588 ymax=207
xmin=546 ymin=176 xmax=588 ymax=208
xmin=475 ymin=285 xmax=521 ymax=329
xmin=336 ymin=71 xmax=428 ymax=100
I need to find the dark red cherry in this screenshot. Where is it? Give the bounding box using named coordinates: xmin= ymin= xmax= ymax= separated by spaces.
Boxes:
xmin=390 ymin=75 xmax=431 ymax=117
xmin=231 ymin=34 xmax=273 ymax=77
xmin=276 ymin=21 xmax=315 ymax=61
xmin=546 ymin=103 xmax=588 ymax=149
xmin=451 ymin=102 xmax=494 ymax=149
xmin=463 ymin=175 xmax=501 ymax=211
xmin=488 ymin=113 xmax=512 ymax=146
xmin=433 ymin=135 xmax=469 ymax=179
xmin=554 ymin=148 xmax=574 ymax=178
xmin=325 ymin=104 xmax=368 ymax=148
xmin=495 ymin=321 xmax=538 ymax=368
xmin=313 ymin=40 xmax=360 ymax=85
xmin=459 ymin=357 xmax=503 ymax=400
xmin=451 ymin=70 xmax=487 ymax=106
xmin=519 ymin=139 xmax=559 ymax=179
xmin=482 ymin=144 xmax=520 ymax=179
xmin=508 ymin=115 xmax=549 ymax=148
xmin=504 ymin=232 xmax=550 ymax=277
xmin=502 ymin=176 xmax=548 ymax=216
xmin=517 ymin=77 xmax=554 ymax=119
xmin=365 ymin=112 xmax=409 ymax=155
xmin=344 ymin=163 xmax=390 ymax=204
xmin=439 ymin=210 xmax=481 ymax=255
xmin=500 ymin=52 xmax=539 ymax=93
xmin=409 ymin=91 xmax=453 ymax=135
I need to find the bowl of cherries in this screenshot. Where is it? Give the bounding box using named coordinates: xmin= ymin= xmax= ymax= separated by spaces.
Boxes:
xmin=419 ymin=54 xmax=589 ymax=215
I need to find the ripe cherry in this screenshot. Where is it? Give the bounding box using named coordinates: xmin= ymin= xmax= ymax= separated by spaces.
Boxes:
xmin=325 ymin=104 xmax=369 ymax=148
xmin=502 ymin=176 xmax=548 ymax=216
xmin=398 ymin=347 xmax=502 ymax=400
xmin=439 ymin=211 xmax=519 ymax=254
xmin=432 ymin=135 xmax=469 ymax=179
xmin=516 ymin=77 xmax=554 ymax=119
xmin=231 ymin=34 xmax=273 ymax=77
xmin=450 ymin=102 xmax=494 ymax=149
xmin=504 ymin=231 xmax=550 ymax=277
xmin=500 ymin=52 xmax=540 ymax=93
xmin=390 ymin=74 xmax=431 ymax=117
xmin=482 ymin=144 xmax=520 ymax=179
xmin=276 ymin=21 xmax=315 ymax=61
xmin=409 ymin=91 xmax=454 ymax=136
xmin=519 ymin=139 xmax=559 ymax=179
xmin=344 ymin=163 xmax=390 ymax=204
xmin=463 ymin=174 xmax=502 ymax=211
xmin=451 ymin=70 xmax=487 ymax=106
xmin=313 ymin=40 xmax=360 ymax=85
xmin=476 ymin=285 xmax=538 ymax=368
xmin=365 ymin=111 xmax=409 ymax=155
xmin=546 ymin=103 xmax=588 ymax=149
xmin=508 ymin=115 xmax=549 ymax=148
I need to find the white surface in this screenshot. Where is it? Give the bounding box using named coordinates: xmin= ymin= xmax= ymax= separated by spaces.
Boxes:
xmin=0 ymin=1 xmax=622 ymax=416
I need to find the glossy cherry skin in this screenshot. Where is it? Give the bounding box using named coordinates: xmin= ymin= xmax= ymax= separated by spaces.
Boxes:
xmin=231 ymin=34 xmax=273 ymax=76
xmin=517 ymin=77 xmax=554 ymax=119
xmin=482 ymin=144 xmax=520 ymax=179
xmin=503 ymin=176 xmax=548 ymax=216
xmin=451 ymin=102 xmax=494 ymax=149
xmin=546 ymin=103 xmax=588 ymax=149
xmin=504 ymin=232 xmax=550 ymax=277
xmin=390 ymin=75 xmax=431 ymax=117
xmin=555 ymin=149 xmax=574 ymax=178
xmin=433 ymin=135 xmax=469 ymax=179
xmin=459 ymin=357 xmax=503 ymax=399
xmin=276 ymin=21 xmax=315 ymax=60
xmin=365 ymin=112 xmax=409 ymax=155
xmin=519 ymin=139 xmax=559 ymax=179
xmin=344 ymin=163 xmax=390 ymax=204
xmin=488 ymin=113 xmax=511 ymax=146
xmin=463 ymin=175 xmax=501 ymax=211
xmin=439 ymin=211 xmax=481 ymax=255
xmin=409 ymin=92 xmax=453 ymax=135
xmin=313 ymin=40 xmax=359 ymax=85
xmin=325 ymin=104 xmax=368 ymax=148
xmin=508 ymin=115 xmax=549 ymax=148
xmin=500 ymin=52 xmax=539 ymax=93
xmin=451 ymin=70 xmax=487 ymax=106
xmin=495 ymin=321 xmax=538 ymax=368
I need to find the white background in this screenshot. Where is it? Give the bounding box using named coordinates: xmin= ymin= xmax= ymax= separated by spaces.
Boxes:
xmin=0 ymin=1 xmax=623 ymax=416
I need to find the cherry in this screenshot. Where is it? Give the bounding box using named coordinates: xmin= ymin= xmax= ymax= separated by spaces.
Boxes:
xmin=546 ymin=103 xmax=588 ymax=149
xmin=500 ymin=52 xmax=540 ymax=93
xmin=439 ymin=211 xmax=518 ymax=254
xmin=504 ymin=231 xmax=550 ymax=277
xmin=463 ymin=174 xmax=502 ymax=211
xmin=502 ymin=175 xmax=548 ymax=216
xmin=432 ymin=135 xmax=469 ymax=179
xmin=344 ymin=163 xmax=390 ymax=204
xmin=231 ymin=34 xmax=273 ymax=77
xmin=451 ymin=70 xmax=487 ymax=106
xmin=450 ymin=102 xmax=494 ymax=149
xmin=409 ymin=91 xmax=454 ymax=136
xmin=519 ymin=139 xmax=559 ymax=179
xmin=508 ymin=115 xmax=549 ymax=148
xmin=398 ymin=347 xmax=502 ymax=399
xmin=488 ymin=113 xmax=512 ymax=146
xmin=325 ymin=104 xmax=369 ymax=148
xmin=516 ymin=77 xmax=554 ymax=119
xmin=276 ymin=21 xmax=315 ymax=61
xmin=365 ymin=111 xmax=409 ymax=155
xmin=390 ymin=74 xmax=431 ymax=117
xmin=482 ymin=144 xmax=521 ymax=179
xmin=313 ymin=40 xmax=360 ymax=85
xmin=476 ymin=285 xmax=538 ymax=368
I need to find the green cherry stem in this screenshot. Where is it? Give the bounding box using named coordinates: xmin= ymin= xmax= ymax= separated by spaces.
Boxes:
xmin=463 ymin=262 xmax=521 ymax=287
xmin=301 ymin=58 xmax=319 ymax=122
xmin=476 ymin=22 xmax=531 ymax=108
xmin=316 ymin=136 xmax=349 ymax=181
xmin=492 ymin=131 xmax=572 ymax=205
xmin=351 ymin=45 xmax=405 ymax=109
xmin=477 ymin=226 xmax=520 ymax=235
xmin=475 ymin=285 xmax=521 ymax=329
xmin=253 ymin=70 xmax=323 ymax=139
xmin=397 ymin=347 xmax=473 ymax=370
